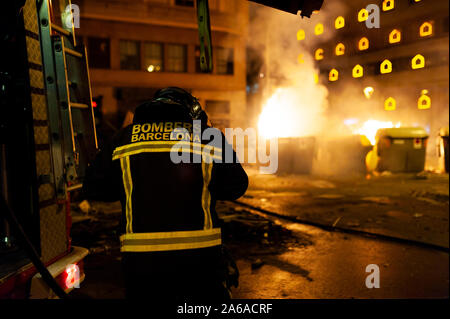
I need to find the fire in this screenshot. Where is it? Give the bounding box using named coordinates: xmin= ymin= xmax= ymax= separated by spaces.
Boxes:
xmin=352 ymin=120 xmax=401 ymax=145
xmin=258 ymin=88 xmax=323 ymax=138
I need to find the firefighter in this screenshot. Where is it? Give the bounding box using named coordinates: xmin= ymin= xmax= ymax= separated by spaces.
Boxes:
xmin=82 ymin=87 xmax=248 ymax=300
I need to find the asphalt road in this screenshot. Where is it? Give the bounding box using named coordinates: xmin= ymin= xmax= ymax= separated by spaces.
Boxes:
xmin=239 ymin=169 xmax=449 ymax=248
xmin=228 ymin=205 xmax=449 ymax=299
xmin=70 ymin=171 xmax=449 ymax=299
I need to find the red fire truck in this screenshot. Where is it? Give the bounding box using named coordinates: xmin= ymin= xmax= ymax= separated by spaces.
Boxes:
xmin=0 ymin=0 xmax=97 ymax=298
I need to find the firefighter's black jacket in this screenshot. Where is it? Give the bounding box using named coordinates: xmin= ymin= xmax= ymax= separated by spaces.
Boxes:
xmin=82 ymin=101 xmax=248 ymax=255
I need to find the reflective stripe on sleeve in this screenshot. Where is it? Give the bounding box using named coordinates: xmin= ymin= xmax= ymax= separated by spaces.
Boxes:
xmin=120 ymin=228 xmax=221 ymax=252
xmin=120 ymin=156 xmax=133 ymax=234
xmin=201 ymin=161 xmax=213 ymax=229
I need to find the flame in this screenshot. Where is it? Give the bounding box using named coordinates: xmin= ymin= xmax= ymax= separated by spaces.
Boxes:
xmin=258 ymin=88 xmax=322 ymax=138
xmin=352 ymin=120 xmax=401 ymax=145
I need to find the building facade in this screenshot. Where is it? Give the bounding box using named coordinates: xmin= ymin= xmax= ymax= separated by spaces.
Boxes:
xmin=300 ymin=0 xmax=449 ymax=165
xmin=75 ymin=0 xmax=248 ymax=133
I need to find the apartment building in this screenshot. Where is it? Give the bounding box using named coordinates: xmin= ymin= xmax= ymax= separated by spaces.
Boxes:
xmin=75 ymin=0 xmax=248 ymax=133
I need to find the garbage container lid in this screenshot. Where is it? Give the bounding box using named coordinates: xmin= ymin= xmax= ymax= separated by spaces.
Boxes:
xmin=439 ymin=126 xmax=449 ymax=137
xmin=376 ymin=127 xmax=428 ymax=139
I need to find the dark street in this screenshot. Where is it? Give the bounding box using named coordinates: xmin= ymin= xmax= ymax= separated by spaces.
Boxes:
xmin=1 ymin=0 xmax=449 ymax=307
xmin=70 ymin=169 xmax=449 ymax=299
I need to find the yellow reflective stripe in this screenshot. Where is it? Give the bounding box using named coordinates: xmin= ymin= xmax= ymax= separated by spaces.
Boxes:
xmin=120 ymin=228 xmax=221 ymax=252
xmin=201 ymin=161 xmax=213 ymax=229
xmin=112 ymin=141 xmax=222 ymax=161
xmin=115 ymin=140 xmax=218 ymax=151
xmin=113 ymin=147 xmax=221 ymax=161
xmin=120 ymin=156 xmax=133 ymax=233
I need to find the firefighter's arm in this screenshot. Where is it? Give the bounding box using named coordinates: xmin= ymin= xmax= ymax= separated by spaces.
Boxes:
xmin=82 ymin=138 xmax=121 ymax=202
xmin=209 ymin=132 xmax=248 ymax=200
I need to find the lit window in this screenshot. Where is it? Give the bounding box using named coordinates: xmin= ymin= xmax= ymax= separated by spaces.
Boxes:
xmin=297 ymin=54 xmax=304 ymax=64
xmin=120 ymin=40 xmax=140 ymax=70
xmin=216 ymin=47 xmax=234 ymax=75
xmin=382 ymin=0 xmax=394 ymax=11
xmin=166 ymin=44 xmax=187 ymax=72
xmin=329 ymin=69 xmax=339 ymax=82
xmin=314 ymin=73 xmax=319 ymax=84
xmin=358 ymin=37 xmax=369 ymax=51
xmin=315 ymin=48 xmax=324 ymax=61
xmin=335 ymin=43 xmax=345 ymax=56
xmin=358 ymin=9 xmax=368 ymax=22
xmin=420 ymin=22 xmax=433 ymax=37
xmin=297 ymin=29 xmax=305 ymax=41
xmin=411 ymin=54 xmax=425 ymax=69
xmin=418 ymin=90 xmax=431 ymax=109
xmin=389 ymin=29 xmax=401 ymax=43
xmin=352 ymin=65 xmax=363 ymax=78
xmin=364 ymin=87 xmax=374 ymax=99
xmin=384 ymin=97 xmax=396 ymax=111
xmin=144 ymin=42 xmax=163 ymax=72
xmin=314 ymin=23 xmax=324 ymax=35
xmin=335 ymin=16 xmax=345 ymax=29
xmin=380 ymin=59 xmax=392 ymax=74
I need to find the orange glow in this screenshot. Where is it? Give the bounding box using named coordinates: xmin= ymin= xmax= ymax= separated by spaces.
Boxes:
xmin=358 ymin=37 xmax=369 ymax=51
xmin=315 ymin=48 xmax=324 ymax=60
xmin=329 ymin=69 xmax=339 ymax=82
xmin=358 ymin=9 xmax=368 ymax=22
xmin=335 ymin=16 xmax=345 ymax=29
xmin=384 ymin=97 xmax=396 ymax=111
xmin=419 ymin=22 xmax=433 ymax=37
xmin=314 ymin=23 xmax=324 ymax=35
xmin=297 ymin=29 xmax=305 ymax=41
xmin=380 ymin=59 xmax=392 ymax=74
xmin=258 ymin=88 xmax=322 ymax=138
xmin=354 ymin=120 xmax=401 ymax=145
xmin=411 ymin=54 xmax=425 ymax=69
xmin=389 ymin=29 xmax=401 ymax=43
xmin=352 ymin=64 xmax=363 ymax=78
xmin=335 ymin=43 xmax=345 ymax=56
xmin=418 ymin=90 xmax=431 ymax=109
xmin=382 ymin=0 xmax=394 ymax=11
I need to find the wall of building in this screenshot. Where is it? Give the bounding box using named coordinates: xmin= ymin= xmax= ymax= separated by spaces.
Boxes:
xmin=75 ymin=0 xmax=248 ymax=131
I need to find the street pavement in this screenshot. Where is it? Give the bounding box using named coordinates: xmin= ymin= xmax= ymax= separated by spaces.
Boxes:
xmin=70 ymin=170 xmax=449 ymax=299
xmin=239 ymin=168 xmax=449 ymax=249
xmin=226 ymin=204 xmax=449 ymax=299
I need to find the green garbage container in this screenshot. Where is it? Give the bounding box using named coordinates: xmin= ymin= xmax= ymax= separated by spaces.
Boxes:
xmin=438 ymin=126 xmax=449 ymax=173
xmin=277 ymin=137 xmax=316 ymax=174
xmin=375 ymin=127 xmax=428 ymax=173
xmin=326 ymin=135 xmax=373 ymax=175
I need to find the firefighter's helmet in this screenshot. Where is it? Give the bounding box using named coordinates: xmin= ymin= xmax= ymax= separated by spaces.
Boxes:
xmin=153 ymin=87 xmax=205 ymax=120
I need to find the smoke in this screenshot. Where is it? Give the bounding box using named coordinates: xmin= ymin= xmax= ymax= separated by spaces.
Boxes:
xmin=248 ymin=2 xmax=334 ymax=138
xmin=249 ymin=1 xmax=448 ymax=175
